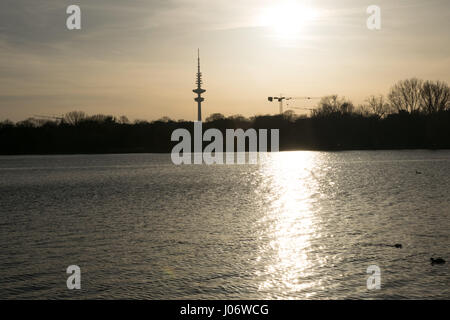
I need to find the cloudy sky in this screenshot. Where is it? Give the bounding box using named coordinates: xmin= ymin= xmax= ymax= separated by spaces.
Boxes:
xmin=0 ymin=0 xmax=449 ymax=121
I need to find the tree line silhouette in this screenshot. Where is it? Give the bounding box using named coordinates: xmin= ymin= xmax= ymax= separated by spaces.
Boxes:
xmin=1 ymin=78 xmax=449 ymax=154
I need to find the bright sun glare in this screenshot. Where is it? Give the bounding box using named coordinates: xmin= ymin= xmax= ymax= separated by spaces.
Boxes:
xmin=259 ymin=1 xmax=320 ymax=38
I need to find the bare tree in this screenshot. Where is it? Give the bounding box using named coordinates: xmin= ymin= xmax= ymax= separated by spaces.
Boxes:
xmin=340 ymin=101 xmax=354 ymax=114
xmin=206 ymin=113 xmax=225 ymax=122
xmin=355 ymin=104 xmax=372 ymax=117
xmin=64 ymin=111 xmax=87 ymax=125
xmin=16 ymin=118 xmax=38 ymax=128
xmin=365 ymin=95 xmax=391 ymax=118
xmin=388 ymin=78 xmax=423 ymax=113
xmin=89 ymin=114 xmax=116 ymax=123
xmin=156 ymin=116 xmax=172 ymax=123
xmin=229 ymin=114 xmax=248 ymax=121
xmin=282 ymin=109 xmax=297 ymax=121
xmin=0 ymin=119 xmax=14 ymax=128
xmin=312 ymin=95 xmax=354 ymax=116
xmin=420 ymin=80 xmax=450 ymax=114
xmin=312 ymin=95 xmax=339 ymax=116
xmin=118 ymin=115 xmax=130 ymax=124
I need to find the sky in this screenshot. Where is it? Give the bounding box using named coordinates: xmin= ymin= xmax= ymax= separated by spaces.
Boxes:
xmin=0 ymin=0 xmax=449 ymax=121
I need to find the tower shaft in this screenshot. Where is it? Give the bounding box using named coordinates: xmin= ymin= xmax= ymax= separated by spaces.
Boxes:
xmin=193 ymin=49 xmax=205 ymax=122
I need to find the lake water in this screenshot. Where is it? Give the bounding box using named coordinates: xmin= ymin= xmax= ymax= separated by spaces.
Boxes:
xmin=0 ymin=151 xmax=449 ymax=299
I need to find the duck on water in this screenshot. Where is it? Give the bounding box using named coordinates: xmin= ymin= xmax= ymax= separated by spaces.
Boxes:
xmin=430 ymin=258 xmax=446 ymax=265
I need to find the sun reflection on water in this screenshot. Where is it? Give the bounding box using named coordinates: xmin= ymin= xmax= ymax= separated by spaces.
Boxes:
xmin=256 ymin=151 xmax=322 ymax=298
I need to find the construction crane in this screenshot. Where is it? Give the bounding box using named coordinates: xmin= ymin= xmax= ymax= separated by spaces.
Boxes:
xmin=268 ymin=95 xmax=320 ymax=114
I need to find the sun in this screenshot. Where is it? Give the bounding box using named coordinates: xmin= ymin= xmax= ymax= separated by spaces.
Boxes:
xmin=258 ymin=1 xmax=319 ymax=38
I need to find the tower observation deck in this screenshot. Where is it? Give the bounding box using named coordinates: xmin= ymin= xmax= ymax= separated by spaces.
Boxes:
xmin=193 ymin=49 xmax=205 ymax=122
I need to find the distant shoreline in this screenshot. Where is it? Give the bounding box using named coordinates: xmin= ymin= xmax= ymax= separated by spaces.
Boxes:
xmin=2 ymin=109 xmax=450 ymax=155
xmin=1 ymin=147 xmax=449 ymax=157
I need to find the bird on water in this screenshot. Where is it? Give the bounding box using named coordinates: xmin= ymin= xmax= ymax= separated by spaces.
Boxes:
xmin=430 ymin=258 xmax=446 ymax=265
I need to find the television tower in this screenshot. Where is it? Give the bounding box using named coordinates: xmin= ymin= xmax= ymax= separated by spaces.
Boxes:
xmin=193 ymin=49 xmax=206 ymax=122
